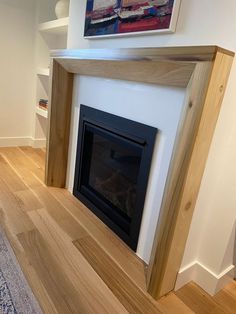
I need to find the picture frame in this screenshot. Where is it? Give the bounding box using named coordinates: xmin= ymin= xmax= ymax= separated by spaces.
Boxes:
xmin=84 ymin=0 xmax=181 ymax=39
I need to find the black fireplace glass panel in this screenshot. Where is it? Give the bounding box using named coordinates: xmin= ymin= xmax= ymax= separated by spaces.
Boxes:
xmin=73 ymin=105 xmax=157 ymax=251
xmin=82 ymin=126 xmax=142 ymax=220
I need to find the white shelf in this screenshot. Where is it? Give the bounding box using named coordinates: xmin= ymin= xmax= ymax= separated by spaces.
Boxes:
xmin=38 ymin=17 xmax=69 ymax=34
xmin=37 ymin=68 xmax=50 ymax=76
xmin=36 ymin=106 xmax=48 ymax=119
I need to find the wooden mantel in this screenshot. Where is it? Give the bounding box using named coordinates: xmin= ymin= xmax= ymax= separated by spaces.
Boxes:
xmin=45 ymin=46 xmax=234 ymax=300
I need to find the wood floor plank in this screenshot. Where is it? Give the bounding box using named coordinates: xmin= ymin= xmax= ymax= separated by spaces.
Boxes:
xmin=214 ymin=283 xmax=236 ymax=314
xmin=1 ymin=147 xmax=236 ymax=313
xmin=18 ymin=229 xmax=92 ymax=314
xmin=0 ymin=147 xmax=44 ymax=187
xmin=0 ymin=177 xmax=35 ymax=235
xmin=157 ymin=293 xmax=194 ymax=313
xmin=50 ymin=187 xmax=147 ymax=291
xmin=74 ymin=235 xmax=161 ymax=314
xmin=0 ymin=222 xmax=57 ymax=314
xmin=19 ymin=146 xmax=45 ymax=169
xmin=0 ymin=153 xmax=42 ymax=212
xmin=0 ymin=154 xmax=27 ymax=192
xmin=15 ymin=236 xmax=57 ymax=313
xmin=14 ymin=189 xmax=44 ymax=212
xmin=17 ymin=255 xmax=58 ymax=314
xmin=32 ymin=186 xmax=87 ymax=240
xmin=222 ymin=281 xmax=236 ymax=298
xmin=28 ymin=208 xmax=128 ymax=314
xmin=175 ymin=282 xmax=228 ymax=314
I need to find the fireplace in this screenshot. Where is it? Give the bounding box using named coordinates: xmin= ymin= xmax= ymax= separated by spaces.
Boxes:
xmin=73 ymin=105 xmax=157 ymax=250
xmin=46 ymin=47 xmax=233 ymax=298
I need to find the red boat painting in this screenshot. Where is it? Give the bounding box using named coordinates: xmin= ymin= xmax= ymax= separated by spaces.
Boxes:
xmin=84 ymin=0 xmax=180 ymax=37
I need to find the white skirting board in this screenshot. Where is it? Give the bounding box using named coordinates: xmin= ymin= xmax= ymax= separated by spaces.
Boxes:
xmin=30 ymin=138 xmax=46 ymax=148
xmin=175 ymin=261 xmax=235 ymax=296
xmin=0 ymin=137 xmax=46 ymax=148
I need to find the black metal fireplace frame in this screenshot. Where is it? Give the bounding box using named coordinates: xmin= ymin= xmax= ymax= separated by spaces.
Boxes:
xmin=73 ymin=105 xmax=157 ymax=251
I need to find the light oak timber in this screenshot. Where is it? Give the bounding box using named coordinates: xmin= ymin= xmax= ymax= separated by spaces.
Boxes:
xmin=214 ymin=288 xmax=236 ymax=314
xmin=46 ymin=46 xmax=234 ymax=188
xmin=14 ymin=190 xmax=43 ymax=213
xmin=0 ymin=215 xmax=58 ymax=314
xmin=28 ymin=208 xmax=128 ymax=314
xmin=45 ymin=46 xmax=234 ymax=300
xmin=0 ymin=147 xmax=236 ymax=312
xmin=46 ymin=46 xmax=218 ymax=189
xmin=46 ymin=59 xmax=74 ymax=187
xmin=32 ymin=186 xmax=88 ymax=240
xmin=19 ymin=147 xmax=46 ymax=170
xmin=18 ymin=229 xmax=93 ymax=314
xmin=74 ymin=235 xmax=160 ymax=314
xmin=51 ymin=46 xmax=234 ymax=62
xmin=2 ymin=146 xmax=146 ymax=294
xmin=56 ymin=58 xmax=195 ymax=88
xmin=147 ymin=50 xmax=234 ymax=298
xmin=223 ymin=281 xmax=236 ymax=299
xmin=0 ymin=148 xmax=153 ymax=312
xmin=49 ymin=187 xmax=147 ymax=291
xmin=147 ymin=60 xmax=213 ymax=294
xmin=17 ymin=253 xmax=58 ymax=314
xmin=0 ymin=151 xmax=40 ymax=235
xmin=0 ymin=149 xmax=127 ymax=313
xmin=0 ymin=177 xmax=35 ymax=235
xmin=175 ymin=282 xmax=228 ymax=314
xmin=0 ymin=154 xmax=27 ymax=192
xmin=0 ymin=147 xmax=44 ymax=186
xmin=157 ymin=293 xmax=194 ymax=314
xmin=0 ymin=151 xmax=44 ymax=213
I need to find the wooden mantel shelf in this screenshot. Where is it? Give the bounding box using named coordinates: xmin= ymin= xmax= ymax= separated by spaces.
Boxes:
xmin=46 ymin=46 xmax=234 ymax=300
xmin=51 ymin=46 xmax=234 ymax=61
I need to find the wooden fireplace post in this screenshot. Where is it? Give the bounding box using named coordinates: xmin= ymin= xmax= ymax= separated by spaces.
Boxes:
xmin=46 ymin=59 xmax=74 ymax=187
xmin=147 ymin=49 xmax=234 ymax=298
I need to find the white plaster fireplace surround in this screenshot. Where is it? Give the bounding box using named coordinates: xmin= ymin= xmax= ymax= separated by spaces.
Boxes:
xmin=66 ymin=75 xmax=186 ymax=263
xmin=46 ymin=46 xmax=234 ymax=299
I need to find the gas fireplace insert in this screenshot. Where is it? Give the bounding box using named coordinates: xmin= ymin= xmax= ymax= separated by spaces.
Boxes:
xmin=73 ymin=105 xmax=157 ymax=251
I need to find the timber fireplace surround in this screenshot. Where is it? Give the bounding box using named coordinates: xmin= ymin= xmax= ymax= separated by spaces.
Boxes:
xmin=45 ymin=46 xmax=234 ymax=299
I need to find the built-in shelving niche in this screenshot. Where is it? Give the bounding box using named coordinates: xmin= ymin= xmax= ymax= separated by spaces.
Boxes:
xmin=33 ymin=1 xmax=69 ymax=146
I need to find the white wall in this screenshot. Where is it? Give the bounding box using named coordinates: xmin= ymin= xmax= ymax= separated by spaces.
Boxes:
xmin=68 ymin=0 xmax=236 ymax=294
xmin=67 ymin=75 xmax=185 ymax=263
xmin=68 ymin=0 xmax=236 ymax=51
xmin=0 ymin=0 xmax=36 ymax=146
xmin=37 ymin=0 xmax=57 ymax=24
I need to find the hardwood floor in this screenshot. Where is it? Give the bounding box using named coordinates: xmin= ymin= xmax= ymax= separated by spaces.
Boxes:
xmin=0 ymin=146 xmax=235 ymax=313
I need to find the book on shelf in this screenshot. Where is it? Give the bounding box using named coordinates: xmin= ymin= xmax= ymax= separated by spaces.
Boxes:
xmin=38 ymin=99 xmax=48 ymax=110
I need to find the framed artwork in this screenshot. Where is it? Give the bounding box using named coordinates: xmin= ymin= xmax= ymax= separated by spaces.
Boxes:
xmin=84 ymin=0 xmax=181 ymax=38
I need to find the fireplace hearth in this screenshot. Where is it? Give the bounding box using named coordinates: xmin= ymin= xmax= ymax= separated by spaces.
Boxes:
xmin=73 ymin=105 xmax=157 ymax=250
